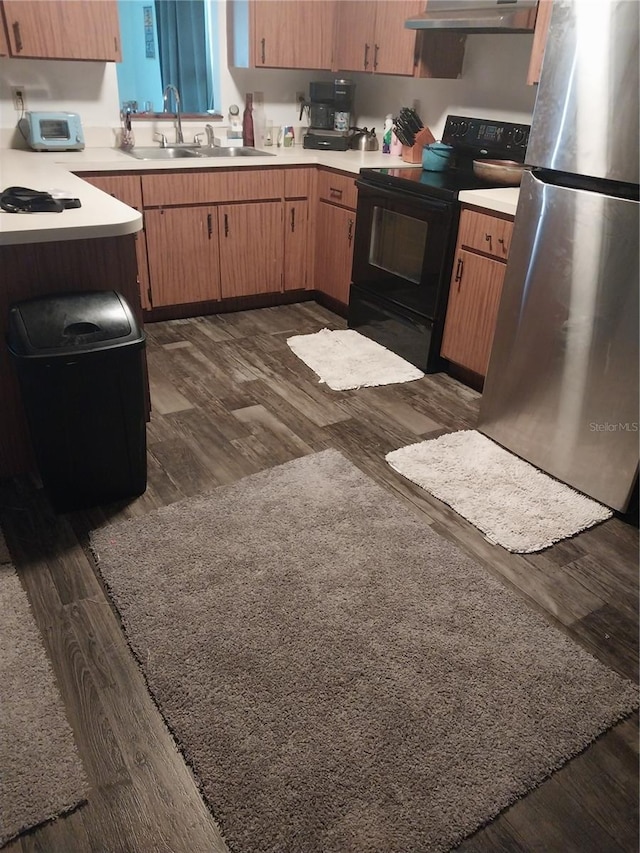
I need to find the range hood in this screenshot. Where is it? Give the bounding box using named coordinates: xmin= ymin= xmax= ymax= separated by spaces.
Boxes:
xmin=405 ymin=0 xmax=537 ymax=33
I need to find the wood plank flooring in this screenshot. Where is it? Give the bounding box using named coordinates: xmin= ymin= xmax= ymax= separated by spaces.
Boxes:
xmin=1 ymin=302 xmax=637 ymax=853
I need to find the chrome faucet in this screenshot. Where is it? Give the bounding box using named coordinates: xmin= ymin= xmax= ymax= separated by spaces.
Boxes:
xmin=162 ymin=84 xmax=184 ymax=144
xmin=205 ymin=124 xmax=216 ymax=146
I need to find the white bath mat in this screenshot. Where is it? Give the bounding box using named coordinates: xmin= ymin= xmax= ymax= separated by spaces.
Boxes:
xmin=386 ymin=430 xmax=613 ymax=553
xmin=286 ymin=328 xmax=424 ymax=391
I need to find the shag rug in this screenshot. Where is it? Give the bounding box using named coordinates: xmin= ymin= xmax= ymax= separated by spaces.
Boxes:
xmin=286 ymin=328 xmax=424 ymax=390
xmin=90 ymin=450 xmax=637 ymax=853
xmin=386 ymin=430 xmax=613 ymax=553
xmin=0 ymin=533 xmax=87 ymax=847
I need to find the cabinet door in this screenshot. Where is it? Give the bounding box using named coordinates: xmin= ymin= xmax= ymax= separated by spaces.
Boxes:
xmin=252 ymin=0 xmax=334 ymax=69
xmin=284 ymin=200 xmax=310 ymax=291
xmin=81 ymin=174 xmax=152 ymax=310
xmin=441 ymin=249 xmax=506 ymax=377
xmin=333 ymin=1 xmax=375 ymax=73
xmin=218 ymin=201 xmax=283 ymax=298
xmin=145 ymin=207 xmax=221 ymax=307
xmin=373 ymin=1 xmax=421 ymax=76
xmin=315 ymin=202 xmax=356 ymax=306
xmin=2 ymin=1 xmax=121 ymax=60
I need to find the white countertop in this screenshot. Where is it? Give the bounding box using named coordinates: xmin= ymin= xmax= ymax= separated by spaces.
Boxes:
xmin=458 ymin=186 xmax=520 ymax=217
xmin=1 ymin=146 xmax=519 ymax=245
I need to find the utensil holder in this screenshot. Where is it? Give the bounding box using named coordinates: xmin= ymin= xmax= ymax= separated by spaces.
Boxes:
xmin=401 ymin=126 xmax=436 ymax=164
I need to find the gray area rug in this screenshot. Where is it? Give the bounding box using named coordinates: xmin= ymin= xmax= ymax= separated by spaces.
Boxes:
xmin=90 ymin=450 xmax=638 ymax=853
xmin=0 ymin=532 xmax=87 ymax=848
xmin=387 ymin=430 xmax=613 ymax=553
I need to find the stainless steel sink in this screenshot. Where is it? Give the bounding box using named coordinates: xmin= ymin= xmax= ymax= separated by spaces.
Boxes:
xmin=124 ymin=145 xmax=275 ymax=160
xmin=125 ymin=146 xmax=203 ymax=160
xmin=200 ymin=146 xmax=275 ymax=158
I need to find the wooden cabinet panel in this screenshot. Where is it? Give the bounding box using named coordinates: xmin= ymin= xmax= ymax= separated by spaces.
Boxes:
xmin=218 ymin=202 xmax=283 ymax=298
xmin=144 ymin=207 xmax=221 ymax=307
xmin=458 ymin=209 xmax=514 ymax=260
xmin=251 ymin=0 xmax=334 ymax=69
xmin=317 ymin=170 xmax=358 ymax=210
xmin=527 ymin=0 xmax=553 ymax=85
xmin=81 ymin=174 xmax=151 ymax=310
xmin=284 ymin=200 xmax=310 ymax=290
xmin=0 ymin=10 xmax=9 ymax=55
xmin=283 ymin=167 xmax=314 ymax=199
xmin=372 ymin=1 xmax=422 ymax=75
xmin=1 ymin=0 xmax=121 ymax=60
xmin=141 ymin=169 xmax=283 ymax=207
xmin=335 ymin=0 xmax=420 ymax=76
xmin=315 ymin=201 xmax=356 ymax=305
xmin=441 ymin=249 xmax=507 ymax=377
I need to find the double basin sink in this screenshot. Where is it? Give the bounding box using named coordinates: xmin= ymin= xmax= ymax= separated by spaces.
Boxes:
xmin=125 ymin=145 xmax=275 ymax=161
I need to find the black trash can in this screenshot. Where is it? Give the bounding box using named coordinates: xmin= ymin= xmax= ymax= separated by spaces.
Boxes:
xmin=7 ymin=290 xmax=147 ymax=512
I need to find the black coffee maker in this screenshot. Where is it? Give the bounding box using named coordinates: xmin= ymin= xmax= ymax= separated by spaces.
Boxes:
xmin=302 ymin=79 xmax=355 ymax=151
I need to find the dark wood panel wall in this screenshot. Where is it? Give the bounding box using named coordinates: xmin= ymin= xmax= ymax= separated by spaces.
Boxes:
xmin=0 ymin=235 xmax=141 ymax=479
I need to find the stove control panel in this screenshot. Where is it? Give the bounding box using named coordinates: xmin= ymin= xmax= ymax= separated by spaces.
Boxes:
xmin=442 ymin=115 xmax=531 ymax=162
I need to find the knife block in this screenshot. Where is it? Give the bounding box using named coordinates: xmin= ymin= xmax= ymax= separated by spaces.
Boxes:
xmin=401 ymin=126 xmax=436 ymax=164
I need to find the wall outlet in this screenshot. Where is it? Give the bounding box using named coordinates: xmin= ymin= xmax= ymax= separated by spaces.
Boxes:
xmin=11 ymin=86 xmax=27 ymax=112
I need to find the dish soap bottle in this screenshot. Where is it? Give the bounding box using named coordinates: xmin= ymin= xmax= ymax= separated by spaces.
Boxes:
xmin=382 ymin=114 xmax=393 ymax=154
xmin=242 ymin=93 xmax=255 ymax=147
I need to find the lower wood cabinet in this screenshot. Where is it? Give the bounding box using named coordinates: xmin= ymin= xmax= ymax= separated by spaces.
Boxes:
xmin=218 ymin=201 xmax=283 ymax=297
xmin=441 ymin=206 xmax=514 ymax=378
xmin=144 ymin=207 xmax=221 ymax=306
xmin=80 ymin=173 xmax=152 ymax=309
xmin=314 ymin=170 xmax=357 ymax=307
xmin=284 ymin=199 xmax=311 ymax=290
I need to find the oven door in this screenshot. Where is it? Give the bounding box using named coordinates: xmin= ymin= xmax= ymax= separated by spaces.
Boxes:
xmin=351 ymin=180 xmax=458 ymax=319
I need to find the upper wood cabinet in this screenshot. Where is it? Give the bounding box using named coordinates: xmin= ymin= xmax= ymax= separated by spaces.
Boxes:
xmin=1 ymin=1 xmax=121 ymax=60
xmin=527 ymin=0 xmax=553 ymax=85
xmin=228 ymin=0 xmax=334 ymax=70
xmin=333 ymin=0 xmax=465 ymax=78
xmin=334 ymin=1 xmax=420 ymax=76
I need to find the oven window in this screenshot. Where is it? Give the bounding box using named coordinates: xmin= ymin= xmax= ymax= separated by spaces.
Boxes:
xmin=369 ymin=207 xmax=427 ymax=284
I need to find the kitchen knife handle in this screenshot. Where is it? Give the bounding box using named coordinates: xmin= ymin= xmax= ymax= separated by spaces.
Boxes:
xmin=260 ymin=38 xmax=266 ymax=64
xmin=363 ymin=43 xmax=370 ymax=70
xmin=12 ymin=21 xmax=23 ymax=52
xmin=373 ymin=44 xmax=379 ymax=71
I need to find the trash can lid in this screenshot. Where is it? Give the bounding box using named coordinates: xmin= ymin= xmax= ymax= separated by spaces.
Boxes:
xmin=7 ymin=291 xmax=145 ymax=357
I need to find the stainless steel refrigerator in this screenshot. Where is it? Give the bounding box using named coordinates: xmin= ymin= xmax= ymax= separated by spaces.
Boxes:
xmin=478 ymin=0 xmax=639 ymax=512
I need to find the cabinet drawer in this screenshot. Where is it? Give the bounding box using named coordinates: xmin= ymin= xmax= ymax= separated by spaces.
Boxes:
xmin=458 ymin=208 xmax=514 ymax=260
xmin=141 ymin=168 xmax=284 ymax=207
xmin=317 ymin=169 xmax=358 ymax=210
xmin=284 ymin=167 xmax=314 ymax=199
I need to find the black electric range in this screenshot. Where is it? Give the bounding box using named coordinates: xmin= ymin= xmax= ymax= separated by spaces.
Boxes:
xmin=348 ymin=115 xmax=531 ymax=373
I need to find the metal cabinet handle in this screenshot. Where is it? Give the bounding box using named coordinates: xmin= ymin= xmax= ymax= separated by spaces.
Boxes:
xmin=208 ymin=213 xmax=213 ymax=239
xmin=347 ymin=218 xmax=354 ymax=247
xmin=261 ymin=37 xmax=266 ymax=64
xmin=373 ymin=44 xmax=380 ymax=71
xmin=364 ymin=43 xmax=370 ymax=70
xmin=484 ymin=233 xmax=493 ymax=252
xmin=329 ymin=187 xmax=343 ymax=200
xmin=290 ymin=207 xmax=295 ymax=232
xmin=454 ymin=257 xmax=464 ymax=289
xmin=114 ymin=37 xmax=119 ymax=55
xmin=498 ymin=236 xmax=505 ymax=252
xmin=12 ymin=21 xmax=23 ymax=52
xmin=223 ymin=213 xmax=229 ymax=237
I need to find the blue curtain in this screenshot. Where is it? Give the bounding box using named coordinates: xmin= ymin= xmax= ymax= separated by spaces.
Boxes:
xmin=155 ymin=0 xmax=211 ymax=113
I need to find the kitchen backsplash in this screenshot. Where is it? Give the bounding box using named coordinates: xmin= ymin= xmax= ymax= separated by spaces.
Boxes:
xmin=0 ymin=30 xmax=536 ymax=149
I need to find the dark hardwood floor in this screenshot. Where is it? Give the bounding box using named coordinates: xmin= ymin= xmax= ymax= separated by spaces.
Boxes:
xmin=1 ymin=302 xmax=637 ymax=853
